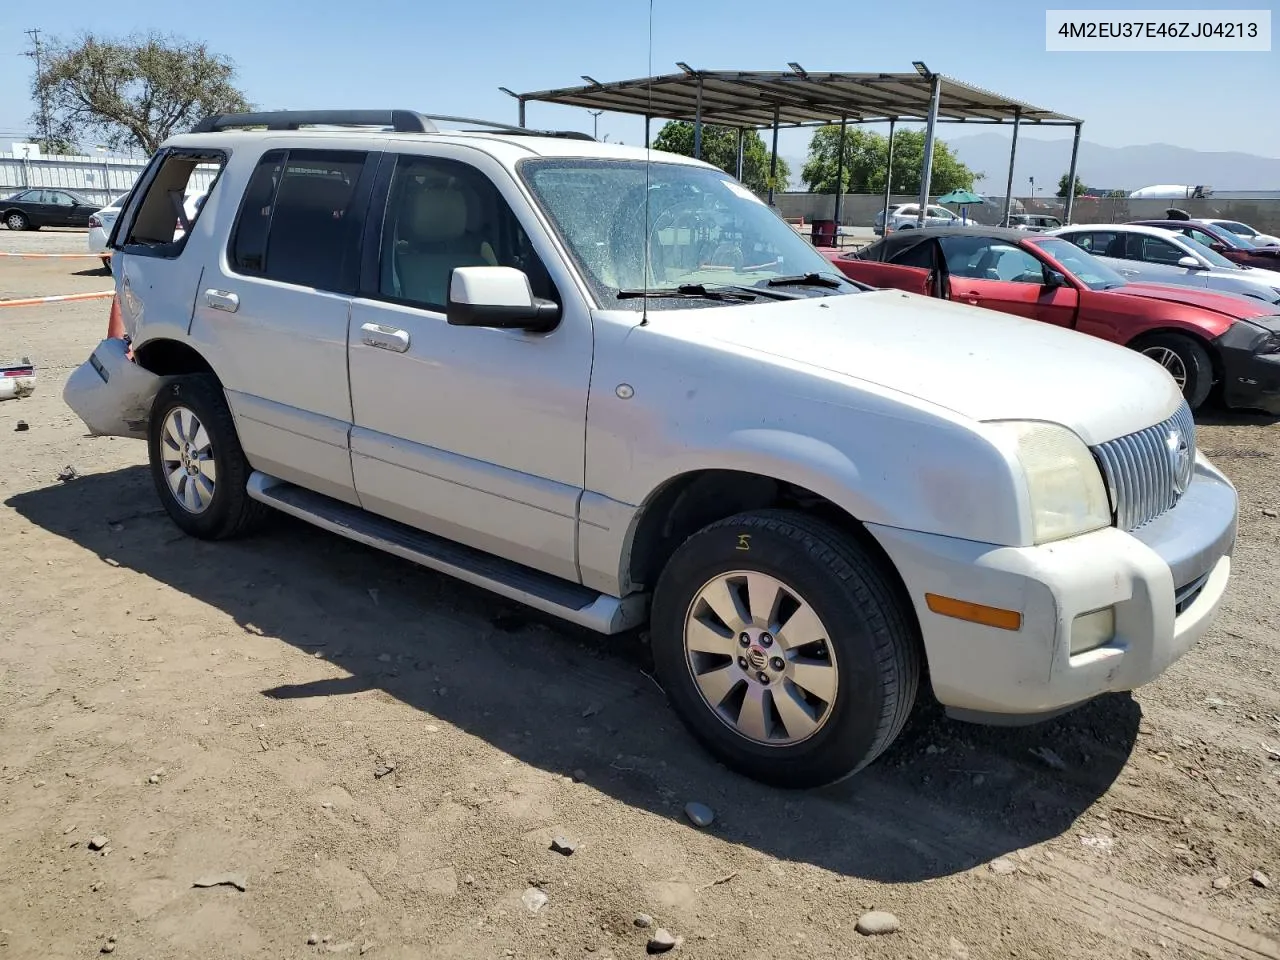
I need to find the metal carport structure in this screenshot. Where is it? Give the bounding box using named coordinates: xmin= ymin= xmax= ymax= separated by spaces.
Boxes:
xmin=506 ymin=65 xmax=1084 ymax=229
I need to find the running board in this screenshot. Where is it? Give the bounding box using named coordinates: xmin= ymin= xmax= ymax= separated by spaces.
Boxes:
xmin=246 ymin=472 xmax=646 ymax=635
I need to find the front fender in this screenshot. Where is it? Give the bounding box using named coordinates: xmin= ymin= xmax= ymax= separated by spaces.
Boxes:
xmin=650 ymin=423 xmax=1023 ymax=547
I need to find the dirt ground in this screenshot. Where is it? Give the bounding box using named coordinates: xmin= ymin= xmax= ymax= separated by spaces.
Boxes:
xmin=2 ymin=228 xmax=1279 ymax=960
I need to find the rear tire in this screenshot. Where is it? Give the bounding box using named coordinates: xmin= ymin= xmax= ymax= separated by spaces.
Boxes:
xmin=1133 ymin=332 xmax=1213 ymax=410
xmin=649 ymin=509 xmax=920 ymax=788
xmin=4 ymin=211 xmax=29 ymax=231
xmin=147 ymin=375 xmax=269 ymax=540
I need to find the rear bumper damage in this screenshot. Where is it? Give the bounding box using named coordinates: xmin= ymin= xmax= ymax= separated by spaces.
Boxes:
xmin=62 ymin=338 xmax=162 ymax=440
xmin=1 ymin=357 xmax=36 ymax=401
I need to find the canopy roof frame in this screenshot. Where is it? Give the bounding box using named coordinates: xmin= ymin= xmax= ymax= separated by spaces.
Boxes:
xmin=510 ymin=65 xmax=1086 ymax=226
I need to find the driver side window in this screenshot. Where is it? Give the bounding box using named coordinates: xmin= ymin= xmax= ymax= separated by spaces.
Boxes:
xmin=377 ymin=155 xmax=554 ymax=311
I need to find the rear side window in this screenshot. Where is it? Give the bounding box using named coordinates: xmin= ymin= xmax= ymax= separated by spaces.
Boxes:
xmin=117 ymin=151 xmax=224 ymax=257
xmin=229 ymin=149 xmax=369 ymax=290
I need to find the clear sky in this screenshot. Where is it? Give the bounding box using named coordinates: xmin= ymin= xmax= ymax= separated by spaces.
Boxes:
xmin=2 ymin=0 xmax=1277 ymax=161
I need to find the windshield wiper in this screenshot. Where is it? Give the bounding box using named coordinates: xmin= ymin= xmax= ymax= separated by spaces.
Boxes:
xmin=617 ymin=284 xmax=757 ymax=302
xmin=765 ymin=272 xmax=846 ymax=289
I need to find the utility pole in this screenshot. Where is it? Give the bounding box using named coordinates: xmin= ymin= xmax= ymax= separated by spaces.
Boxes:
xmin=24 ymin=28 xmax=53 ymax=147
xmin=588 ymin=110 xmax=603 ymax=141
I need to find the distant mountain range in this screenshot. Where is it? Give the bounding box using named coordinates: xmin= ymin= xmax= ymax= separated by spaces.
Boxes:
xmin=950 ymin=133 xmax=1280 ymax=194
xmin=779 ymin=134 xmax=1280 ymax=195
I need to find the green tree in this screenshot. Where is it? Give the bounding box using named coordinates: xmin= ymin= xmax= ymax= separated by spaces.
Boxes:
xmin=801 ymin=126 xmax=979 ymax=195
xmin=31 ymin=32 xmax=251 ymax=154
xmin=1057 ymin=172 xmax=1087 ymax=198
xmin=651 ymin=121 xmax=791 ymax=196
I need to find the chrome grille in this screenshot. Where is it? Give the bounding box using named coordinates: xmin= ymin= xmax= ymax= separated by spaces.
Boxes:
xmin=1092 ymin=402 xmax=1196 ymax=532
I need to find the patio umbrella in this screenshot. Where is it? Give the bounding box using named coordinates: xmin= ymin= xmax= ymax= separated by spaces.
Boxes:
xmin=937 ymin=189 xmax=986 ymax=224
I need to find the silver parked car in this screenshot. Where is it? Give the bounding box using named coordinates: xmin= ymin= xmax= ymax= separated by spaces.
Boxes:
xmin=1050 ymin=223 xmax=1280 ymax=305
xmin=873 ymin=202 xmax=959 ymax=236
xmin=1200 ymin=218 xmax=1280 ymax=248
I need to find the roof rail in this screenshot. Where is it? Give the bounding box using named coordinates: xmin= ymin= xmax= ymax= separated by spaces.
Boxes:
xmin=422 ymin=114 xmax=595 ymax=141
xmin=190 ymin=110 xmax=596 ymax=141
xmin=191 ymin=110 xmax=437 ymax=133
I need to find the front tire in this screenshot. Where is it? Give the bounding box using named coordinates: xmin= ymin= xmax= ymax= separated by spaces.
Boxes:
xmin=1133 ymin=332 xmax=1213 ymax=410
xmin=650 ymin=510 xmax=921 ymax=788
xmin=5 ymin=211 xmax=30 ymax=231
xmin=147 ymin=375 xmax=269 ymax=540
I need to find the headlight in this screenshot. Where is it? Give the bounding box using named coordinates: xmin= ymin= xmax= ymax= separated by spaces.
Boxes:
xmin=986 ymin=420 xmax=1112 ymax=545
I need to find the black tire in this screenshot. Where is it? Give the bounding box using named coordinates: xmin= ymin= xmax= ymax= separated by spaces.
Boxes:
xmin=147 ymin=374 xmax=269 ymax=540
xmin=4 ymin=211 xmax=29 ymax=231
xmin=649 ymin=509 xmax=921 ymax=788
xmin=100 ymin=257 xmax=112 ymax=272
xmin=1132 ymin=331 xmax=1214 ymax=410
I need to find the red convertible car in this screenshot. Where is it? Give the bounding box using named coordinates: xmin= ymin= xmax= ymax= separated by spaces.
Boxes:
xmin=824 ymin=226 xmax=1280 ymax=413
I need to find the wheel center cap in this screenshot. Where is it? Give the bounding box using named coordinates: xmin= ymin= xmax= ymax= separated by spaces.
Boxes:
xmin=746 ymin=646 xmax=769 ymax=672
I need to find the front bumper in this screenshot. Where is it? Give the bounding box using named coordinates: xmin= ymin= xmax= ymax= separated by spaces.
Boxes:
xmin=62 ymin=338 xmax=161 ymax=440
xmin=867 ymin=453 xmax=1237 ymax=720
xmin=1218 ymin=326 xmax=1280 ymax=415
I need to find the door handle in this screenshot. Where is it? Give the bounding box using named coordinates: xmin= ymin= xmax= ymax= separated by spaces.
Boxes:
xmin=360 ymin=322 xmax=410 ymax=353
xmin=204 ymin=289 xmax=239 ymax=313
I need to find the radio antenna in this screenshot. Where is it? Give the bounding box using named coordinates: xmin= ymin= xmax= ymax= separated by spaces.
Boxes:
xmin=642 ymin=0 xmax=654 ymax=323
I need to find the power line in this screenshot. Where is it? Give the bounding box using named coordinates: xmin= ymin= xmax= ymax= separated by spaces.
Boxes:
xmin=23 ymin=28 xmax=51 ymax=145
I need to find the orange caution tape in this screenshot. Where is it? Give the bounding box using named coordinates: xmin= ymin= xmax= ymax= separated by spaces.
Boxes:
xmin=0 ymin=290 xmax=115 ymax=308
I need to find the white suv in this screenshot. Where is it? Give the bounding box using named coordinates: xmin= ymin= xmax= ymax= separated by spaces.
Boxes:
xmin=65 ymin=110 xmax=1237 ymax=787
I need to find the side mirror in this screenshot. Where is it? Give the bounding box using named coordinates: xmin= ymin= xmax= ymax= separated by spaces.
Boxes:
xmin=446 ymin=266 xmax=560 ymax=332
xmin=1044 ymin=270 xmax=1068 ymax=288
xmin=1177 ymin=256 xmax=1204 ymax=269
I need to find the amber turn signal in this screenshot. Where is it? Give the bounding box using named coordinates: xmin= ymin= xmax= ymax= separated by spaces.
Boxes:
xmin=924 ymin=593 xmax=1022 ymax=631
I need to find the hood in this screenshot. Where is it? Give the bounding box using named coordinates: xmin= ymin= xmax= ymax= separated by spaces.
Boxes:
xmin=1107 ymin=281 xmax=1277 ymax=317
xmin=668 ymin=290 xmax=1182 ymax=446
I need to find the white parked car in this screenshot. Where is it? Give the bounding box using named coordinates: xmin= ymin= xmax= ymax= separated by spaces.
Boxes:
xmin=65 ymin=110 xmax=1239 ymax=788
xmin=87 ymin=198 xmax=124 ymax=268
xmin=1200 ymin=218 xmax=1280 ymax=248
xmin=91 ymin=192 xmax=206 ymax=269
xmin=1051 ymin=223 xmax=1280 ymax=304
xmin=874 ymin=202 xmax=959 ymax=235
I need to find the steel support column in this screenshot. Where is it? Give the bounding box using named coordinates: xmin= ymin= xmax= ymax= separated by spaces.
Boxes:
xmin=768 ymin=105 xmax=780 ymax=205
xmin=518 ymin=98 xmax=526 ymax=128
xmin=693 ymin=77 xmax=704 ymax=160
xmin=833 ymin=115 xmax=847 ymax=226
xmin=1001 ymin=108 xmax=1021 ymax=226
xmin=735 ymin=127 xmax=744 ymax=180
xmin=1064 ymin=122 xmax=1083 ymax=224
xmin=881 ymin=118 xmax=897 ymax=236
xmin=644 ymin=116 xmax=651 ymax=149
xmin=915 ymin=74 xmax=942 ymax=226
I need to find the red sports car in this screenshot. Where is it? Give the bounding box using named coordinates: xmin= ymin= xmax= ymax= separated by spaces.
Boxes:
xmin=824 ymin=226 xmax=1280 ymax=413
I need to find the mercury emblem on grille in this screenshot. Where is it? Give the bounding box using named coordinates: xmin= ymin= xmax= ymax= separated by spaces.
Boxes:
xmin=1167 ymin=426 xmax=1193 ymax=496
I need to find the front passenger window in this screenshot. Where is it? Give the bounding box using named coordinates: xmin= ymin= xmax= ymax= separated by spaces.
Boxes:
xmin=379 ymin=156 xmax=554 ymax=311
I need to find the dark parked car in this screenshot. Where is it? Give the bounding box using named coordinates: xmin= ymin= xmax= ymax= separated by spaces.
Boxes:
xmin=1129 ymin=219 xmax=1280 ymax=271
xmin=2 ymin=188 xmax=98 ymax=231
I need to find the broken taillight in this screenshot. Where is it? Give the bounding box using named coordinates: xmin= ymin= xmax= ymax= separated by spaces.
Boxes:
xmin=89 ymin=215 xmax=102 ymax=228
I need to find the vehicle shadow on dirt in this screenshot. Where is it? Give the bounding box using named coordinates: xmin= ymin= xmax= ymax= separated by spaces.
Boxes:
xmin=8 ymin=465 xmax=1141 ymax=884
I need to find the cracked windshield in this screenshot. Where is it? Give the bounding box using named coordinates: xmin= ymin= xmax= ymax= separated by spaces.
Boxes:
xmin=521 ymin=158 xmax=854 ymax=307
